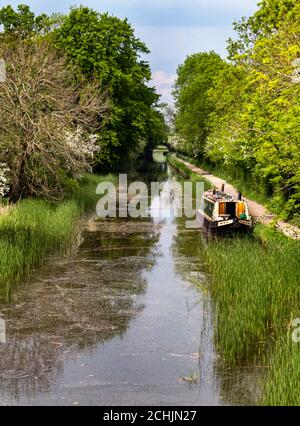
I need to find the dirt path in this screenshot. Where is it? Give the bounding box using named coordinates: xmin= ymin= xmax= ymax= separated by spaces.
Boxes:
xmin=178 ymin=158 xmax=300 ymax=240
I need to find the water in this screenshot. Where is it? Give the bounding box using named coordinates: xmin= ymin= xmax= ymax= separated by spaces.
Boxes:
xmin=0 ymin=163 xmax=260 ymax=405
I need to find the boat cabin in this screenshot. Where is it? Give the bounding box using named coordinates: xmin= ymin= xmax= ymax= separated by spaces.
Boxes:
xmin=198 ymin=186 xmax=253 ymax=231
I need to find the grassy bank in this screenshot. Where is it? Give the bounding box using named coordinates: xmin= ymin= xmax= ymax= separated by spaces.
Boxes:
xmin=0 ymin=173 xmax=116 ymax=299
xmin=170 ymin=152 xmax=300 ymax=404
xmin=176 ymin=154 xmax=271 ymax=206
xmin=168 ymin=155 xmax=212 ymax=191
xmin=204 ymin=225 xmax=300 ymax=405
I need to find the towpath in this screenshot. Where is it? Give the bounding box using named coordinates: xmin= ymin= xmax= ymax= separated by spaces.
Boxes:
xmin=177 ymin=158 xmax=300 ymax=240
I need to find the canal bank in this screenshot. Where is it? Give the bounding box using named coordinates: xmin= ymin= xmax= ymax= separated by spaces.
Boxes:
xmin=170 ymin=156 xmax=300 ymax=240
xmin=168 ymin=156 xmax=300 ymax=405
xmin=0 ymin=161 xmax=261 ymax=405
xmin=0 ymin=174 xmax=118 ymax=302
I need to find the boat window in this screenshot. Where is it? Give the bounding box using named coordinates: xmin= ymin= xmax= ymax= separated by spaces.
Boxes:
xmin=237 ymin=202 xmax=245 ymax=217
xmin=219 ymin=202 xmax=225 ymax=215
xmin=204 ymin=200 xmax=214 ymax=218
xmin=225 ymin=202 xmax=236 ymax=218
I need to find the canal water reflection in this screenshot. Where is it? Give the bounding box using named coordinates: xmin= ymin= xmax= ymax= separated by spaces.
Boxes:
xmin=0 ymin=162 xmax=260 ymax=405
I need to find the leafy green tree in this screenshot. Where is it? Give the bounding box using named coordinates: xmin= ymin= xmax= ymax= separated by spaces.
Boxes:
xmin=227 ymin=0 xmax=297 ymax=61
xmin=173 ymin=51 xmax=226 ymax=159
xmin=53 ymin=6 xmax=166 ymax=169
xmin=0 ymin=4 xmax=52 ymax=38
xmin=0 ymin=4 xmax=167 ymax=173
xmin=209 ymin=1 xmax=300 ymax=219
xmin=174 ymin=0 xmax=300 ymax=220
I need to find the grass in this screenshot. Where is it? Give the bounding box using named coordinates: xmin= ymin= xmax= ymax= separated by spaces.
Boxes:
xmin=73 ymin=173 xmax=117 ymax=210
xmin=177 ymin=154 xmax=271 ymax=207
xmin=203 ymin=224 xmax=300 ymax=404
xmin=0 ymin=173 xmax=117 ymax=300
xmin=176 ymin=152 xmax=300 ymax=225
xmin=171 ymin=155 xmax=300 ymax=404
xmin=168 ymin=154 xmax=212 ymax=192
xmin=262 ymin=336 xmax=300 ymax=406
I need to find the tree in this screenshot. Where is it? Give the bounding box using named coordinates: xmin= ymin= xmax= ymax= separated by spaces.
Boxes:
xmin=173 ymin=1 xmax=300 ymax=220
xmin=164 ymin=105 xmax=176 ymax=133
xmin=0 ymin=4 xmax=52 ymax=38
xmin=227 ymin=0 xmax=297 ymax=61
xmin=0 ymin=4 xmax=167 ymax=174
xmin=53 ymin=6 xmax=166 ymax=169
xmin=173 ymin=51 xmax=226 ymax=159
xmin=0 ymin=41 xmax=108 ymax=201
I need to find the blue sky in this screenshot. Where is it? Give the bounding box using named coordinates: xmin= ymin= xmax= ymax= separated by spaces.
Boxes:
xmin=1 ymin=0 xmax=259 ymax=103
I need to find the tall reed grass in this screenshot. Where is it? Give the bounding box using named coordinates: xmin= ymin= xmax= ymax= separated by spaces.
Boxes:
xmin=204 ymin=225 xmax=300 ymax=404
xmin=168 ymin=157 xmax=300 ymax=404
xmin=0 ymin=173 xmax=117 ymax=299
xmin=262 ymin=336 xmax=300 ymax=405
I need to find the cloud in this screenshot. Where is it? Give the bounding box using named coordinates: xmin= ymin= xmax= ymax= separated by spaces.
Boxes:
xmin=5 ymin=0 xmax=259 ymax=26
xmin=3 ymin=1 xmax=259 ymax=104
xmin=139 ymin=24 xmax=237 ymax=104
xmin=152 ymin=70 xmax=177 ymax=86
xmin=150 ymin=70 xmax=177 ymax=104
xmin=136 ymin=25 xmax=235 ymax=74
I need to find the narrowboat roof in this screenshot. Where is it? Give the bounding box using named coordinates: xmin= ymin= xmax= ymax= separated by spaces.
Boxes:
xmin=204 ymin=189 xmax=239 ymax=203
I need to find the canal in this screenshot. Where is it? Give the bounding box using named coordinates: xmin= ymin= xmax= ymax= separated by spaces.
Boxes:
xmin=0 ymin=161 xmax=260 ymax=405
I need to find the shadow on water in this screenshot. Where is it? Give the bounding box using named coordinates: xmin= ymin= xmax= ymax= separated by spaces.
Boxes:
xmin=0 ymin=161 xmax=261 ymax=405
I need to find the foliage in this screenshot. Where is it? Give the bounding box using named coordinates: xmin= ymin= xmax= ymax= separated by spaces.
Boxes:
xmin=0 ymin=40 xmax=107 ymax=201
xmin=0 ymin=163 xmax=9 ymax=198
xmin=262 ymin=336 xmax=300 ymax=406
xmin=168 ymin=155 xmax=212 ymax=191
xmin=204 ymin=225 xmax=300 ymax=405
xmin=0 ymin=4 xmax=167 ymax=188
xmin=173 ymin=52 xmax=226 ymax=159
xmin=53 ymin=6 xmax=167 ymax=169
xmin=174 ymin=1 xmax=300 ymax=220
xmin=207 ymin=224 xmax=299 ymax=351
xmin=0 ymin=173 xmax=116 ymax=299
xmin=227 ymin=0 xmax=297 ymax=61
xmin=0 ymin=3 xmax=63 ymax=40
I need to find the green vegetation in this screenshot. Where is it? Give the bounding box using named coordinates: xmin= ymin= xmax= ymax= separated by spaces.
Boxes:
xmin=173 ymin=0 xmax=300 ymax=223
xmin=1 ymin=1 xmax=299 ymax=407
xmin=204 ymin=225 xmax=300 ymax=405
xmin=0 ymin=174 xmax=116 ymax=299
xmin=53 ymin=6 xmax=167 ymax=169
xmin=168 ymin=155 xmax=212 ymax=191
xmin=173 ymin=52 xmax=226 ymax=159
xmin=177 ymin=154 xmax=270 ymax=207
xmin=0 ymin=4 xmax=167 ymax=202
xmin=0 ymin=4 xmax=167 ymax=291
xmin=73 ymin=173 xmax=117 ymax=210
xmin=263 ymin=336 xmax=300 ymax=406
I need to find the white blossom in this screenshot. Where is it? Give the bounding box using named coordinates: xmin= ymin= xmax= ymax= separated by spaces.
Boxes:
xmin=65 ymin=127 xmax=100 ymax=159
xmin=0 ymin=163 xmax=10 ymax=198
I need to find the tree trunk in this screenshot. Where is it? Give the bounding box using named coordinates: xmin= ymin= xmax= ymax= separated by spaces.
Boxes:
xmin=9 ymin=154 xmax=26 ymax=203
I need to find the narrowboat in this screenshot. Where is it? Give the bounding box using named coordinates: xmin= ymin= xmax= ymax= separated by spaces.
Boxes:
xmin=197 ymin=185 xmax=253 ymax=232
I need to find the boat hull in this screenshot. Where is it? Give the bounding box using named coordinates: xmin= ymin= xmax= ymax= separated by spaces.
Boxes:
xmin=197 ymin=211 xmax=253 ymax=234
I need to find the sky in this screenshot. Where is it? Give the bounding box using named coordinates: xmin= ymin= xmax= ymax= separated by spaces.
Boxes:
xmin=1 ymin=0 xmax=259 ymax=104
